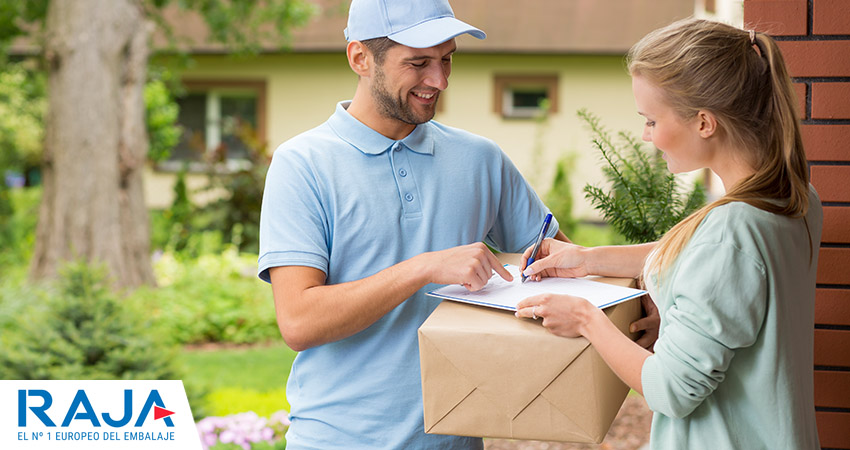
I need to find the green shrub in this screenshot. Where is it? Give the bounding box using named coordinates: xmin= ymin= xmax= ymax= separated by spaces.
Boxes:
xmin=580 ymin=109 xmax=706 ymax=243
xmin=150 ymin=167 xmax=196 ymax=253
xmin=130 ymin=247 xmax=278 ymax=345
xmin=198 ymin=123 xmax=269 ymax=254
xmin=0 ymin=186 xmax=39 ymax=271
xmin=144 ymin=75 xmax=181 ymax=163
xmin=545 ymin=155 xmax=577 ymax=237
xmin=0 ymin=261 xmax=180 ymax=380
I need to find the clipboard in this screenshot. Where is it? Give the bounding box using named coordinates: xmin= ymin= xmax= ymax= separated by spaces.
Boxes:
xmin=426 ymin=264 xmax=646 ymax=311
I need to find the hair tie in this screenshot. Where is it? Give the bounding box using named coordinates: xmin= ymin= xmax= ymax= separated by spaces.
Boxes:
xmin=749 ymin=29 xmax=756 ymax=44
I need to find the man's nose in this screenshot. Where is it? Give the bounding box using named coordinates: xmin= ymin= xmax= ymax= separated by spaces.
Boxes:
xmin=423 ymin=63 xmax=449 ymax=91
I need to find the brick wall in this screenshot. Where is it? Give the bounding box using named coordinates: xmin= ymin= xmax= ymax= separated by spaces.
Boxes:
xmin=745 ymin=1 xmax=850 ymax=449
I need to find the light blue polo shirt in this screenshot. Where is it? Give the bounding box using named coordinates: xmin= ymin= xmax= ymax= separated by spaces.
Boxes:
xmin=258 ymin=101 xmax=558 ymax=450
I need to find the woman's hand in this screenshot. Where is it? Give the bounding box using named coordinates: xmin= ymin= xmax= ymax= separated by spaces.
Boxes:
xmin=515 ymin=293 xmax=602 ymax=338
xmin=520 ymin=239 xmax=589 ymax=281
xmin=630 ymin=295 xmax=660 ymax=351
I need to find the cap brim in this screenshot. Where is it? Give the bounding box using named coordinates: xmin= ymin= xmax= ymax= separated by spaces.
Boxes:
xmin=387 ymin=17 xmax=486 ymax=48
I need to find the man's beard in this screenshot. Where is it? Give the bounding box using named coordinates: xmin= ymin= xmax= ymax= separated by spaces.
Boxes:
xmin=371 ymin=66 xmax=438 ymax=126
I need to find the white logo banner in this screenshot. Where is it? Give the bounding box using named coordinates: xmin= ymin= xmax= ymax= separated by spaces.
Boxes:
xmin=0 ymin=380 xmax=202 ymax=450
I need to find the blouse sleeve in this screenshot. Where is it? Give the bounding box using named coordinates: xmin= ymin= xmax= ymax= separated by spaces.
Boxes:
xmin=641 ymin=239 xmax=767 ymax=418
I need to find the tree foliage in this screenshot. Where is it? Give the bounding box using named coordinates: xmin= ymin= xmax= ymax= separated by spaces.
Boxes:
xmin=580 ymin=109 xmax=706 ymax=244
xmin=0 ymin=62 xmax=46 ymax=174
xmin=145 ymin=73 xmax=182 ymax=162
xmin=0 ymin=0 xmax=316 ymax=55
xmin=144 ymin=0 xmax=316 ymax=54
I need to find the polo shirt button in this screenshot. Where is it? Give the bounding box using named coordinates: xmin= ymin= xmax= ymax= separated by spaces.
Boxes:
xmin=399 ymin=169 xmax=407 ymax=177
xmin=393 ymin=144 xmax=401 ymax=152
xmin=405 ymin=193 xmax=414 ymax=202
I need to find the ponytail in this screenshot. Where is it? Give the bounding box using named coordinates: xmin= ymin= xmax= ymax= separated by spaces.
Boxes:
xmin=629 ymin=19 xmax=811 ymax=278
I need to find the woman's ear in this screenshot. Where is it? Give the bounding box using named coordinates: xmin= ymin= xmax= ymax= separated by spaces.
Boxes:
xmin=697 ymin=110 xmax=718 ymax=139
xmin=347 ymin=41 xmax=371 ymax=77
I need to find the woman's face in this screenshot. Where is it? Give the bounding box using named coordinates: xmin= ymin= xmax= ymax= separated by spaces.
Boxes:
xmin=631 ymin=75 xmax=707 ymax=174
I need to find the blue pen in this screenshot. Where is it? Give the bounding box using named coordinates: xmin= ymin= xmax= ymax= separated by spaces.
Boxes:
xmin=522 ymin=213 xmax=553 ymax=283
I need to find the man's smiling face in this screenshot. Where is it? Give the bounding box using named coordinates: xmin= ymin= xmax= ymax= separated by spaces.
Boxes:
xmin=370 ymin=39 xmax=456 ymax=126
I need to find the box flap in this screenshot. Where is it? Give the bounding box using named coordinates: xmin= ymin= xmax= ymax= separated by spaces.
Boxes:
xmin=419 ymin=302 xmax=591 ymax=421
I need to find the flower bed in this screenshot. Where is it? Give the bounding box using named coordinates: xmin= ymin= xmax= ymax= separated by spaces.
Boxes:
xmin=197 ymin=410 xmax=290 ymax=450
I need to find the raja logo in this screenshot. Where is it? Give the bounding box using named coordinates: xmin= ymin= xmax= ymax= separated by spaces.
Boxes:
xmin=18 ymin=389 xmax=176 ymax=428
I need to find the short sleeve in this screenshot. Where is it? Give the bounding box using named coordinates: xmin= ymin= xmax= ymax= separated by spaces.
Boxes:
xmin=257 ymin=148 xmax=330 ymax=283
xmin=485 ymin=151 xmax=558 ymax=252
xmin=641 ymin=240 xmax=767 ymax=418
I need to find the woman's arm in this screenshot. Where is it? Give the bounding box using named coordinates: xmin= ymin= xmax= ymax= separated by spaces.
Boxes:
xmin=521 ymin=240 xmax=657 ymax=280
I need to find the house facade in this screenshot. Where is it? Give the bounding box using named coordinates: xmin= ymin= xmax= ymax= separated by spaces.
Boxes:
xmin=147 ymin=0 xmax=738 ymax=219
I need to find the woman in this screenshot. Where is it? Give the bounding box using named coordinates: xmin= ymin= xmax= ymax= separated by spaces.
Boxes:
xmin=516 ymin=18 xmax=822 ymax=449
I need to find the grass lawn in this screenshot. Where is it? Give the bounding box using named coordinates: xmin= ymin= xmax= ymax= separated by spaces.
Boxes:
xmin=182 ymin=341 xmax=297 ymax=418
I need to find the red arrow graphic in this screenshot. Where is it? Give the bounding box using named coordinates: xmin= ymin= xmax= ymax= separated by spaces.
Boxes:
xmin=154 ymin=406 xmax=175 ymax=420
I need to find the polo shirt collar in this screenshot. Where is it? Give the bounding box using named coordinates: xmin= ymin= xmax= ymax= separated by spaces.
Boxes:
xmin=328 ymin=101 xmax=435 ymax=156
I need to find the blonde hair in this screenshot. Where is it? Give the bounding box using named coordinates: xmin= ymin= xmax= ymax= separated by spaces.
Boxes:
xmin=629 ymin=18 xmax=811 ymax=277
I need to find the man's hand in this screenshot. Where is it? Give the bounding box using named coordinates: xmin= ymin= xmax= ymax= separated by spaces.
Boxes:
xmin=416 ymin=242 xmax=512 ymax=291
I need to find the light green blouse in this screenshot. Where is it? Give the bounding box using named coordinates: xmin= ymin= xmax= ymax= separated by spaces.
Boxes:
xmin=642 ymin=187 xmax=823 ymax=450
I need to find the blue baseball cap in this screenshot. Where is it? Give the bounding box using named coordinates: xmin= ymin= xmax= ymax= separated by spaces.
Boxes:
xmin=344 ymin=0 xmax=486 ymax=49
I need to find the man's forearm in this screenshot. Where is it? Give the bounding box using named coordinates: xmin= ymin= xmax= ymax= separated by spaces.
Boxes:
xmin=270 ymin=257 xmax=430 ymax=351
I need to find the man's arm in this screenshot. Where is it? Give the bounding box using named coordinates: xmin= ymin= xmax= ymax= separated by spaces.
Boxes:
xmin=270 ymin=243 xmax=511 ymax=351
xmin=553 ymin=229 xmax=571 ymax=243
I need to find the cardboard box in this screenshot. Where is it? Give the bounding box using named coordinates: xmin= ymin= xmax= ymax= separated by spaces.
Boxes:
xmin=418 ymin=254 xmax=641 ymax=443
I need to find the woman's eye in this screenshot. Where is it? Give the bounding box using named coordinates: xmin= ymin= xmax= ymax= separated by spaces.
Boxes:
xmin=646 ymin=121 xmax=656 ymax=127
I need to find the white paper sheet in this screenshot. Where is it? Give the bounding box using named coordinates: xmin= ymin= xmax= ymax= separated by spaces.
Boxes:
xmin=427 ymin=264 xmax=646 ymax=311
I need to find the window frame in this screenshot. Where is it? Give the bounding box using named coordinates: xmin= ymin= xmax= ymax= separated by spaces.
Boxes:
xmin=157 ymin=79 xmax=267 ymax=173
xmin=493 ymin=74 xmax=559 ymax=119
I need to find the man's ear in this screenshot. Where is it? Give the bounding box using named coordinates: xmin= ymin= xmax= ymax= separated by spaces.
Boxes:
xmin=347 ymin=41 xmax=371 ymax=77
xmin=697 ymin=110 xmax=718 ymax=139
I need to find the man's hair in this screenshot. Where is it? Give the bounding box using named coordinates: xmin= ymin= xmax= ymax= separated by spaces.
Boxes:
xmin=361 ymin=37 xmax=399 ymax=66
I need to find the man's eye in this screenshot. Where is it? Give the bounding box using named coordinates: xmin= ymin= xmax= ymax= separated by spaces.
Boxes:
xmin=410 ymin=61 xmax=426 ymax=68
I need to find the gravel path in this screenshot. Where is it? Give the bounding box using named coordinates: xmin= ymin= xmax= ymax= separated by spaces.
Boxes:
xmin=483 ymin=395 xmax=652 ymax=450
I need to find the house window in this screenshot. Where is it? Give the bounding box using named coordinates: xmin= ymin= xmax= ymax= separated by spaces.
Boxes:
xmin=493 ymin=75 xmax=559 ymax=119
xmin=161 ymin=80 xmax=266 ymax=172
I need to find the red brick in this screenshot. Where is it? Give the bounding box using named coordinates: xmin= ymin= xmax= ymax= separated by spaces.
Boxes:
xmin=817 ymin=411 xmax=850 ymax=449
xmin=815 ymin=329 xmax=850 ymax=366
xmin=813 ymin=83 xmax=850 ymax=119
xmin=803 ymin=124 xmax=850 ymax=161
xmin=814 ymin=0 xmax=850 ymax=34
xmin=744 ymin=0 xmax=808 ymax=35
xmin=815 ymin=370 xmax=850 ymax=408
xmin=793 ymin=82 xmax=807 ymax=119
xmin=777 ymin=41 xmax=850 ymax=78
xmin=817 ymin=247 xmax=850 ymax=284
xmin=811 ymin=166 xmax=850 ymax=202
xmin=816 ymin=287 xmax=850 ymax=325
xmin=823 ymin=207 xmax=850 ymax=244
